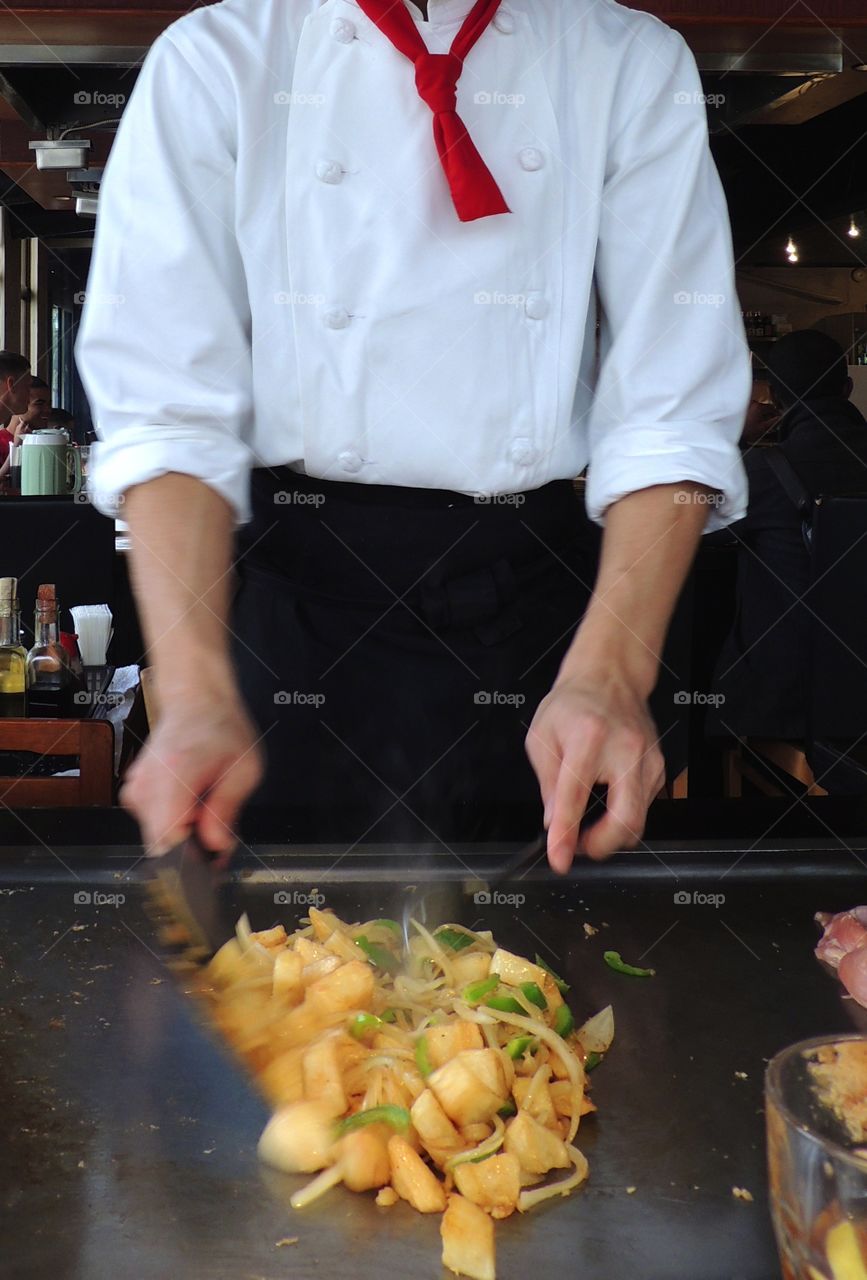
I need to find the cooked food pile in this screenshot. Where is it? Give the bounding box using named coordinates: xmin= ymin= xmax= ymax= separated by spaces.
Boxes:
xmin=203 ymin=908 xmax=614 ymax=1280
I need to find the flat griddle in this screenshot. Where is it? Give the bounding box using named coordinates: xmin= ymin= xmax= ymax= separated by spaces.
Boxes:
xmin=2 ymin=835 xmax=866 ymax=1280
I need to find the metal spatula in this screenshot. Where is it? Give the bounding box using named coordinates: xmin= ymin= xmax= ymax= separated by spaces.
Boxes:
xmin=150 ymin=833 xmax=235 ymax=958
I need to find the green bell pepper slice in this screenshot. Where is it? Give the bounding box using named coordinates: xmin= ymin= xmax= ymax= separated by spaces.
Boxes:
xmin=603 ymin=950 xmax=655 ymax=978
xmin=335 ymin=1105 xmax=411 ymax=1137
xmin=355 ymin=935 xmax=400 ymax=975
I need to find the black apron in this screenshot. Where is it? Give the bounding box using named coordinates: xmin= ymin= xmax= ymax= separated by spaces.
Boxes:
xmin=232 ymin=469 xmax=596 ymax=844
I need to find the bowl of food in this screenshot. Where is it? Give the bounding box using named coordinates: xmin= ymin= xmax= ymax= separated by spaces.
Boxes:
xmin=767 ymin=1034 xmax=867 ymax=1280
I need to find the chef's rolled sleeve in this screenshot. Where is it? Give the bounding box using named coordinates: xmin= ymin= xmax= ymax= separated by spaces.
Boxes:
xmin=76 ymin=28 xmax=256 ymax=522
xmin=584 ymin=25 xmax=751 ymax=533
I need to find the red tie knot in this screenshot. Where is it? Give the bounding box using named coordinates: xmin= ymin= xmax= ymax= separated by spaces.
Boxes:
xmin=414 ymin=51 xmax=462 ymax=115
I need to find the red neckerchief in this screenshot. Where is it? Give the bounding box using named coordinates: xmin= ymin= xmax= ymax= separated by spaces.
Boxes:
xmin=355 ymin=0 xmax=510 ymax=221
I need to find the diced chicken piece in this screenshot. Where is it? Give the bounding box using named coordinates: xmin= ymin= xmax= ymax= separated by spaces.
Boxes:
xmin=301 ymin=955 xmax=343 ymax=985
xmin=250 ymin=924 xmax=288 ymax=949
xmin=411 ymin=1089 xmax=464 ymax=1165
xmin=512 ymin=1076 xmax=556 ymax=1129
xmin=460 ymin=1123 xmax=493 ymax=1145
xmin=337 ymin=1126 xmax=391 ymax=1192
xmin=489 ymin=948 xmax=548 ymax=989
xmin=213 ymin=989 xmax=272 ymax=1053
xmin=426 ymin=1022 xmax=484 ymax=1070
xmin=324 ymin=929 xmax=363 ymax=963
xmin=454 ymin=1152 xmax=521 ymax=1218
xmin=815 ymin=908 xmax=867 ymax=1007
xmin=450 ymin=952 xmax=492 ymax=988
xmin=207 ymin=937 xmax=247 ymax=987
xmin=387 ymin=1135 xmax=447 ymax=1213
xmin=257 ymin=1047 xmax=306 ymax=1106
xmin=273 ymin=949 xmax=304 ymax=1002
xmin=504 ymin=1111 xmax=571 ymax=1176
xmin=306 ymin=959 xmax=375 ymax=1017
xmin=258 ymin=1100 xmax=337 ymax=1173
xmin=295 ymin=936 xmax=331 ymax=965
xmin=549 ymin=1045 xmax=582 ymax=1081
xmin=308 ymin=906 xmax=343 ymax=942
xmin=302 ymin=1033 xmax=347 ymax=1116
xmin=441 ymin=1194 xmax=495 ymax=1280
xmin=462 ymin=1049 xmax=510 ymax=1098
xmin=549 ymin=1080 xmax=594 ymax=1119
xmin=429 ymin=1054 xmax=505 ymax=1127
xmin=815 ymin=908 xmax=867 ymax=967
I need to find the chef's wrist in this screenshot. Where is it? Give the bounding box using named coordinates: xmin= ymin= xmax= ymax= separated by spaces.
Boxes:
xmin=557 ymin=619 xmax=658 ymax=702
xmin=152 ymin=648 xmax=238 ymax=707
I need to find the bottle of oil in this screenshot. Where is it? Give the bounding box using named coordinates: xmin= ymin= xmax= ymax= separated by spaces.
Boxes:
xmin=0 ymin=577 xmax=27 ymax=718
xmin=26 ymin=584 xmax=73 ymax=718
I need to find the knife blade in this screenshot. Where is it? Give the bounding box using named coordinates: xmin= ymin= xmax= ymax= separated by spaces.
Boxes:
xmin=150 ymin=833 xmax=235 ymax=959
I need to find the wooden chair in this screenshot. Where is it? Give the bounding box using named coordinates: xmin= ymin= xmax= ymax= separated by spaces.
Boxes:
xmin=0 ymin=719 xmax=114 ymax=807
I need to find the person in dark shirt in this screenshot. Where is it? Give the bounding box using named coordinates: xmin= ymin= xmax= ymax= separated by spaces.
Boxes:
xmin=709 ymin=329 xmax=867 ymax=740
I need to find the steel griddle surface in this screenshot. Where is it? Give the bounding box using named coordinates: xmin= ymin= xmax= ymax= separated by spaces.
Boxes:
xmin=1 ymin=844 xmax=865 ymax=1280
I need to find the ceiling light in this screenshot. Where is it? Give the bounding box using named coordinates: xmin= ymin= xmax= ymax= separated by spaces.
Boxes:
xmin=850 ymin=216 xmax=862 ymax=239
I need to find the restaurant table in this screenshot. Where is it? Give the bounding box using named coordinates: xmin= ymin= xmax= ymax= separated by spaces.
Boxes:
xmin=2 ymin=804 xmax=866 ymax=1280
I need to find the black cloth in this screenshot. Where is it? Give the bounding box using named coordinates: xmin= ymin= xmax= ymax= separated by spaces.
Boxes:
xmin=708 ymin=395 xmax=867 ymax=739
xmin=231 ymin=470 xmax=597 ymax=843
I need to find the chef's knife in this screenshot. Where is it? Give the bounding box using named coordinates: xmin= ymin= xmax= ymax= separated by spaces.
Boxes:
xmin=150 ymin=833 xmax=235 ymax=958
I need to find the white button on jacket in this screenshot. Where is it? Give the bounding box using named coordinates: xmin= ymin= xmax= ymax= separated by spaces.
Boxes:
xmin=77 ymin=0 xmax=751 ymax=528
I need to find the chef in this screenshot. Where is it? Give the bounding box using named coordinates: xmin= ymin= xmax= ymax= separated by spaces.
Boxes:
xmin=76 ymin=0 xmax=750 ymax=870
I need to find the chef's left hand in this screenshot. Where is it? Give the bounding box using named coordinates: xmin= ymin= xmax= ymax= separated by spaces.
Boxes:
xmin=525 ymin=663 xmax=665 ymax=871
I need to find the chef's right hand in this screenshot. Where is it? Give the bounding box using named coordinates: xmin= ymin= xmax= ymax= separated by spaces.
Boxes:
xmin=121 ymin=693 xmax=264 ymax=859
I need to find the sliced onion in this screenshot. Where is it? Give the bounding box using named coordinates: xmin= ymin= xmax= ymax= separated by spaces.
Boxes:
xmin=409 ymin=918 xmax=456 ymax=988
xmin=451 ymin=1000 xmax=497 ymax=1025
xmin=236 ymin=913 xmax=253 ymax=951
xmin=575 ymin=1005 xmax=614 ymax=1054
xmin=517 ymin=1145 xmax=589 ymax=1211
xmin=445 ymin=1115 xmax=506 ymax=1171
xmin=290 ymin=1162 xmax=344 ymax=1209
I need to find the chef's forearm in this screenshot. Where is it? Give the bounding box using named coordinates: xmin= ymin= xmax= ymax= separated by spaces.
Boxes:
xmin=561 ymin=482 xmax=711 ymax=695
xmin=124 ymin=474 xmax=238 ymax=702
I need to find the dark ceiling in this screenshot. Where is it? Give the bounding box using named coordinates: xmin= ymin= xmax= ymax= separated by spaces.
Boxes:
xmin=2 ymin=1 xmax=867 ymax=266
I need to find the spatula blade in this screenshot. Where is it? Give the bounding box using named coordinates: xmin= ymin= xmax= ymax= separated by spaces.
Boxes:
xmin=151 ymin=834 xmax=235 ymax=958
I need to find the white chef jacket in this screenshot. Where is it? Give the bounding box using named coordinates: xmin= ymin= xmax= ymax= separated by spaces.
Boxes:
xmin=76 ymin=0 xmax=751 ymax=529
